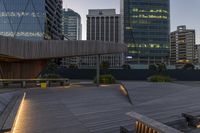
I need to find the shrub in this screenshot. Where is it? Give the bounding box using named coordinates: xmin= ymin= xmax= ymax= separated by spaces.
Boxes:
xmin=182 ymin=63 xmax=194 ymax=70
xmin=94 ymin=74 xmax=116 ymax=84
xmin=148 ymin=74 xmax=172 ymax=82
xmin=100 ymin=61 xmax=110 ymax=69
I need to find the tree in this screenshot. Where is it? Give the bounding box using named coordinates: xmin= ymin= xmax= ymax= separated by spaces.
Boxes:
xmin=149 ymin=64 xmax=157 ymax=71
xmin=68 ymin=64 xmax=78 ymax=69
xmin=182 ymin=63 xmax=195 ymax=70
xmin=45 ymin=61 xmax=58 ymax=74
xmin=122 ymin=64 xmax=131 ymax=70
xmin=149 ymin=63 xmax=166 ymax=74
xmin=40 ymin=61 xmax=61 ymax=79
xmin=157 ymin=63 xmax=166 ymax=73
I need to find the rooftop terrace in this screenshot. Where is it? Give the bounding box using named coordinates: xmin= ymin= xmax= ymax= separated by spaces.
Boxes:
xmin=3 ymin=81 xmax=200 ymax=133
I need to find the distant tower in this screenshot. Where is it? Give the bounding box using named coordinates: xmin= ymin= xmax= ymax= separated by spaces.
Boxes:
xmin=83 ymin=9 xmax=123 ymax=68
xmin=61 ymin=8 xmax=82 ymax=67
xmin=87 ymin=9 xmax=121 ymax=43
xmin=196 ymin=45 xmax=200 ymax=68
xmin=62 ymin=8 xmax=82 ymax=40
xmin=170 ymin=25 xmax=196 ymax=68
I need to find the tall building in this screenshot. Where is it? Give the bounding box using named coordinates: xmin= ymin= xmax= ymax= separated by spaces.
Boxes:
xmin=196 ymin=44 xmax=200 ymax=68
xmin=170 ymin=26 xmax=196 ymax=68
xmin=62 ymin=8 xmax=82 ymax=40
xmin=81 ymin=9 xmax=123 ymax=68
xmin=121 ymin=0 xmax=170 ymax=65
xmin=61 ymin=8 xmax=82 ymax=67
xmin=0 ymin=0 xmax=63 ymax=40
xmin=87 ymin=9 xmax=121 ymax=42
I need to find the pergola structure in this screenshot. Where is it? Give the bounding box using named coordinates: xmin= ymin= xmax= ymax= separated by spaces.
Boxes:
xmin=0 ymin=35 xmax=127 ymax=84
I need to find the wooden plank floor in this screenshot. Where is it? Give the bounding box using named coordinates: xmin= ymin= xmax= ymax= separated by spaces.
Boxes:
xmin=12 ymin=85 xmax=134 ymax=133
xmin=123 ymin=81 xmax=200 ymax=133
xmin=12 ymin=82 xmax=200 ymax=133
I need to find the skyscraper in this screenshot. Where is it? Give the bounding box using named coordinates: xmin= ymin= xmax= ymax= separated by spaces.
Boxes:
xmin=84 ymin=9 xmax=123 ymax=68
xmin=87 ymin=9 xmax=121 ymax=43
xmin=121 ymin=0 xmax=170 ymax=65
xmin=62 ymin=8 xmax=82 ymax=40
xmin=196 ymin=44 xmax=200 ymax=68
xmin=170 ymin=25 xmax=196 ymax=68
xmin=61 ymin=8 xmax=82 ymax=67
xmin=0 ymin=0 xmax=63 ymax=40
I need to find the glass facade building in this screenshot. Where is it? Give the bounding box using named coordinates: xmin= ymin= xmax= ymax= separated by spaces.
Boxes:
xmin=61 ymin=8 xmax=82 ymax=68
xmin=121 ymin=0 xmax=170 ymax=64
xmin=0 ymin=0 xmax=62 ymax=40
xmin=62 ymin=8 xmax=82 ymax=40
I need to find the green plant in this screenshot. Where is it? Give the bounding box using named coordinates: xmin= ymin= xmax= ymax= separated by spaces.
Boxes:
xmin=94 ymin=74 xmax=116 ymax=84
xmin=40 ymin=61 xmax=60 ymax=78
xmin=46 ymin=61 xmax=58 ymax=74
xmin=68 ymin=64 xmax=78 ymax=69
xmin=157 ymin=63 xmax=166 ymax=73
xmin=149 ymin=63 xmax=166 ymax=74
xmin=149 ymin=64 xmax=157 ymax=71
xmin=182 ymin=63 xmax=195 ymax=70
xmin=100 ymin=61 xmax=110 ymax=69
xmin=148 ymin=74 xmax=172 ymax=82
xmin=122 ymin=64 xmax=131 ymax=70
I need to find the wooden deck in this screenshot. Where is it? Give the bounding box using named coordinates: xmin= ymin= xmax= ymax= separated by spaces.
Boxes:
xmin=10 ymin=82 xmax=200 ymax=133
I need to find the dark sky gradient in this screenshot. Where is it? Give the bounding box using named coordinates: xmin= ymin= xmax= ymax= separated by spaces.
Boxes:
xmin=63 ymin=0 xmax=200 ymax=43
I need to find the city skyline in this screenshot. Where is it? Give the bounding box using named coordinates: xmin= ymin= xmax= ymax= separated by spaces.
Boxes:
xmin=63 ymin=0 xmax=200 ymax=44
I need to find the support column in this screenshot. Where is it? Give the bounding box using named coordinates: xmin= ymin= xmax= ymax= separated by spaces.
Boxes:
xmin=0 ymin=64 xmax=4 ymax=79
xmin=21 ymin=81 xmax=26 ymax=88
xmin=96 ymin=54 xmax=100 ymax=87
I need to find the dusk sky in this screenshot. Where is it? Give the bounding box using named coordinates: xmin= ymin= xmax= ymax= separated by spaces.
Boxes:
xmin=63 ymin=0 xmax=200 ymax=43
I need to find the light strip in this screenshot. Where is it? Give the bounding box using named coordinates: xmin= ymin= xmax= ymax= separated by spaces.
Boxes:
xmin=120 ymin=85 xmax=128 ymax=96
xmin=11 ymin=92 xmax=26 ymax=133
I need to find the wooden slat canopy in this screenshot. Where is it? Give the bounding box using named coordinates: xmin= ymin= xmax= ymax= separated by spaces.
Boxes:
xmin=0 ymin=35 xmax=127 ymax=79
xmin=0 ymin=35 xmax=127 ymax=60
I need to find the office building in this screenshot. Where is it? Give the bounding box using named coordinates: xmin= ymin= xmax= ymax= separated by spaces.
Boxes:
xmin=170 ymin=26 xmax=196 ymax=68
xmin=0 ymin=0 xmax=63 ymax=40
xmin=61 ymin=8 xmax=82 ymax=67
xmin=196 ymin=44 xmax=200 ymax=68
xmin=87 ymin=9 xmax=121 ymax=42
xmin=62 ymin=8 xmax=82 ymax=40
xmin=81 ymin=9 xmax=123 ymax=68
xmin=121 ymin=0 xmax=170 ymax=65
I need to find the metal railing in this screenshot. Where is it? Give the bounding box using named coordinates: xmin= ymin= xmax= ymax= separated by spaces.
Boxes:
xmin=0 ymin=78 xmax=70 ymax=88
